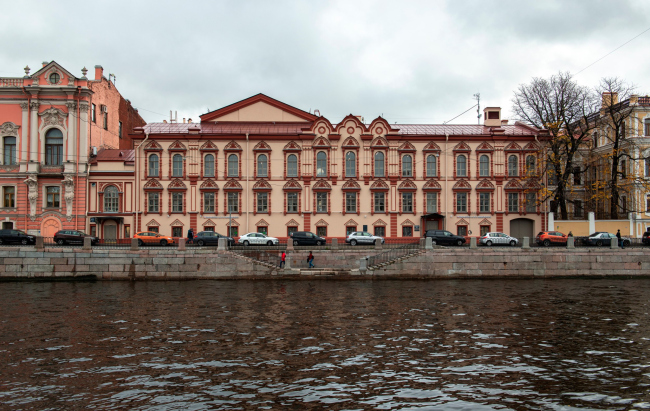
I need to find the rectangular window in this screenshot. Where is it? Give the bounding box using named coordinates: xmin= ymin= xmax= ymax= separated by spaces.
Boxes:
xmin=227 ymin=192 xmax=238 ymax=213
xmin=316 ymin=192 xmax=327 ymax=213
xmin=456 ymin=192 xmax=467 ymax=213
xmin=257 ymin=192 xmax=268 ymax=213
xmin=46 ymin=186 xmax=60 ymax=208
xmin=508 ymin=193 xmax=519 ymax=213
xmin=148 ymin=192 xmax=159 ymax=212
xmin=646 ymin=158 xmax=650 ymax=177
xmin=645 ymin=120 xmax=650 ymax=137
xmin=402 ymin=226 xmax=413 ymax=237
xmin=346 ymin=192 xmax=357 ymax=213
xmin=479 ymin=192 xmax=490 ymax=213
xmin=316 ymin=226 xmax=327 ymax=237
xmin=402 ymin=192 xmax=413 ymax=213
xmin=526 ymin=193 xmax=536 ymax=213
xmin=622 ymin=197 xmax=627 ymax=214
xmin=119 ymin=121 xmax=123 ymax=139
xmin=374 ymin=226 xmax=385 ymax=237
xmin=426 ymin=192 xmax=437 ymax=213
xmin=204 ymin=192 xmax=215 ymax=213
xmin=172 ymin=192 xmax=183 ymax=212
xmin=257 ymin=226 xmax=267 ymax=235
xmin=103 ymin=113 xmax=108 ymax=130
xmin=149 ymin=227 xmax=159 ymax=233
xmin=91 ymin=104 xmax=96 ymax=123
xmin=204 ymin=226 xmax=214 ymax=232
xmin=3 ymin=137 xmax=16 ymax=165
xmin=90 ymin=225 xmax=96 ymax=237
xmin=287 ymin=226 xmax=298 ymax=236
xmin=3 ymin=186 xmax=15 ymax=208
xmin=172 ymin=227 xmax=182 ymax=237
xmin=573 ymin=167 xmax=581 ymax=185
xmin=457 ymin=226 xmax=467 ymax=236
xmin=574 ymin=200 xmax=583 ymax=218
xmin=647 ymin=195 xmax=650 ymax=212
xmin=346 ymin=226 xmax=356 ymax=236
xmin=287 ymin=192 xmax=298 ymax=213
xmin=228 ymin=226 xmax=238 ymax=237
xmin=125 ymin=225 xmax=130 ymax=238
xmin=621 ymin=160 xmax=626 ymax=179
xmin=45 ymin=140 xmax=63 ymax=166
xmin=480 ymin=225 xmax=490 ymax=236
xmin=374 ymin=192 xmax=385 ymax=213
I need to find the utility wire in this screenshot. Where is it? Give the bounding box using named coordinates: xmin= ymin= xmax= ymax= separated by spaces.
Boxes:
xmin=443 ymin=104 xmax=478 ymax=125
xmin=575 ymin=26 xmax=650 ymax=75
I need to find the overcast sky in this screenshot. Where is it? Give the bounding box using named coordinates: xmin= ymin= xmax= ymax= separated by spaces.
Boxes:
xmin=2 ymin=0 xmax=649 ymax=126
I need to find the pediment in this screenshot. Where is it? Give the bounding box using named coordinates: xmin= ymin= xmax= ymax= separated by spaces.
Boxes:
xmin=452 ymin=180 xmax=472 ymax=190
xmin=143 ymin=179 xmax=163 ymax=189
xmin=283 ymin=180 xmax=302 ymax=191
xmin=476 ymin=142 xmax=495 ymax=152
xmin=315 ymin=219 xmax=329 ymax=226
xmin=505 ymin=142 xmax=522 ymax=151
xmin=453 ymin=141 xmax=471 ymax=152
xmin=423 ymin=141 xmax=441 ymax=152
xmin=202 ymin=219 xmax=216 ymax=227
xmin=199 ymin=179 xmax=219 ymax=190
xmin=401 ymin=219 xmax=415 ymax=226
xmin=423 ymin=180 xmax=442 ymax=190
xmin=342 ymin=180 xmax=361 ymax=190
xmin=370 ymin=180 xmax=389 ymax=191
xmin=200 ymin=140 xmax=218 ymax=151
xmin=504 ymin=179 xmax=523 ymax=190
xmin=283 ymin=141 xmax=302 ymax=151
xmin=398 ymin=141 xmax=416 ymax=152
xmin=256 ymin=219 xmax=269 ymax=227
xmin=168 ymin=179 xmax=187 ymax=190
xmin=144 ymin=140 xmax=163 ymax=151
xmin=146 ymin=219 xmax=160 ymax=227
xmin=31 ymin=61 xmax=76 ymax=85
xmin=456 ymin=218 xmax=470 ymax=226
xmin=371 ymin=137 xmax=389 ymax=148
xmin=169 ymin=140 xmax=187 ymax=151
xmin=398 ymin=180 xmax=417 ymax=190
xmin=344 ymin=219 xmax=359 ymax=226
xmin=200 ymin=94 xmax=317 ymax=123
xmin=253 ymin=179 xmax=272 ymax=190
xmin=523 ymin=142 xmax=540 ymax=151
xmin=170 ymin=219 xmax=184 ymax=227
xmin=478 ymin=218 xmax=492 ymax=226
xmin=476 ymin=179 xmax=495 ymax=190
xmin=341 ymin=136 xmax=360 ymax=148
xmin=313 ymin=180 xmax=332 ymax=191
xmin=285 ymin=219 xmax=300 ymax=227
xmin=313 ymin=137 xmax=331 ymax=148
xmin=372 ymin=219 xmax=387 ymax=226
xmin=253 ymin=141 xmax=272 ymax=151
xmin=224 ymin=140 xmax=243 ymax=151
xmin=224 ymin=179 xmax=243 ymax=190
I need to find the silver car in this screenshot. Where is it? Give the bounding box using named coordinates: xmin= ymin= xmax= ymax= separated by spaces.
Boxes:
xmin=238 ymin=232 xmax=279 ymax=246
xmin=479 ymin=232 xmax=518 ymax=247
xmin=345 ymin=231 xmax=385 ymax=246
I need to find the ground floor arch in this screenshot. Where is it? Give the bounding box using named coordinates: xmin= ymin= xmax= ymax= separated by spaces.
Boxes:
xmin=510 ymin=218 xmax=535 ymax=239
xmin=41 ymin=217 xmax=62 ymax=238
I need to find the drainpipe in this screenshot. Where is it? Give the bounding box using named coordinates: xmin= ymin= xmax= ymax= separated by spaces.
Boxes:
xmin=135 ymin=132 xmax=150 ymax=233
xmin=445 ymin=133 xmax=449 ymax=231
xmin=246 ymin=132 xmax=249 ymax=233
xmin=21 ymin=87 xmax=31 ymax=232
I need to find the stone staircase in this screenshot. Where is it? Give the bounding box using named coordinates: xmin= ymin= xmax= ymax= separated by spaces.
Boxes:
xmin=367 ymin=249 xmax=425 ymax=271
xmin=297 ymin=268 xmax=349 ymax=276
xmin=226 ymin=251 xmax=277 ymax=269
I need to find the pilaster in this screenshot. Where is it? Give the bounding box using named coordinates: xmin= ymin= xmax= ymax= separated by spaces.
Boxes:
xmin=29 ymin=101 xmax=39 ymax=162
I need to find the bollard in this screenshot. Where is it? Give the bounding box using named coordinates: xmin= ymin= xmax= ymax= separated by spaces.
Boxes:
xmin=286 ymin=239 xmax=294 ymax=251
xmin=359 ymin=257 xmax=368 ymax=274
xmin=131 ymin=238 xmax=139 ymax=251
xmin=425 ymin=237 xmax=433 ymax=250
xmin=469 ymin=237 xmax=477 ymax=249
xmin=375 ymin=238 xmax=382 ymax=249
xmin=522 ymin=237 xmax=530 ymax=249
xmin=285 ymin=253 xmax=292 ymax=269
xmin=610 ymin=239 xmax=618 ymax=249
xmin=217 ymin=237 xmax=227 ymax=251
xmin=35 ymin=236 xmax=44 ymax=250
xmin=83 ymin=236 xmax=92 ymax=250
xmin=567 ymin=237 xmax=575 ymax=249
xmin=331 ymin=238 xmax=338 ymax=250
xmin=178 ymin=238 xmax=186 ymax=251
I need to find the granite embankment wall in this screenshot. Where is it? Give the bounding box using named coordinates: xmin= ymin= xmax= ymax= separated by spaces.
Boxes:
xmin=0 ymin=247 xmax=649 ymax=280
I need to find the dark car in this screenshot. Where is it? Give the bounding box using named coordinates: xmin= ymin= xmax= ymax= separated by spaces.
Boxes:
xmin=424 ymin=230 xmax=466 ymax=246
xmin=289 ymin=231 xmax=326 ymax=246
xmin=53 ymin=230 xmax=99 ymax=245
xmin=643 ymin=231 xmax=650 ymax=245
xmin=0 ymin=229 xmax=36 ymax=245
xmin=583 ymin=232 xmax=630 ymax=247
xmin=194 ymin=231 xmax=234 ymax=247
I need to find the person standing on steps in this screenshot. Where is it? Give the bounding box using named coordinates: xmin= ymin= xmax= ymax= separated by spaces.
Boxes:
xmin=616 ymin=229 xmax=625 ymax=249
xmin=307 ymin=251 xmax=315 ymax=268
xmin=279 ymin=251 xmax=286 ymax=268
xmin=187 ymin=227 xmax=194 ymax=245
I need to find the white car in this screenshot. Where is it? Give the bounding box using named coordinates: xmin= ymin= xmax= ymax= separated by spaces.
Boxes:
xmin=238 ymin=233 xmax=279 ymax=246
xmin=479 ymin=232 xmax=518 ymax=247
xmin=345 ymin=231 xmax=385 ymax=246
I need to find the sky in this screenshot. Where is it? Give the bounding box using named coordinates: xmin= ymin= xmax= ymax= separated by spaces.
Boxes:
xmin=1 ymin=0 xmax=650 ymax=126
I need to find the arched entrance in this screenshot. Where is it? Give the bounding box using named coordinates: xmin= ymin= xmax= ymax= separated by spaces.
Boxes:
xmin=510 ymin=218 xmax=535 ymax=239
xmin=41 ymin=217 xmax=61 ymax=238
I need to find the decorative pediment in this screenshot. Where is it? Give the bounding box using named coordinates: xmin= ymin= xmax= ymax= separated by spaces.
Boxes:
xmin=226 ymin=219 xmax=240 ymax=227
xmin=315 ymin=219 xmax=329 ymax=227
xmin=253 ymin=179 xmax=272 ymax=191
xmin=143 ymin=179 xmax=163 ymax=190
xmin=38 ymin=108 xmax=67 ymax=130
xmin=200 ymin=140 xmax=218 ymax=151
xmin=398 ymin=142 xmax=416 ymax=152
xmin=344 ymin=219 xmax=359 ymax=227
xmin=505 ymin=142 xmax=522 ymax=151
xmin=203 ymin=219 xmax=216 ymax=227
xmin=313 ymin=119 xmax=334 ymax=136
xmin=371 ymin=137 xmax=389 ymax=148
xmin=223 ymin=179 xmax=243 ymax=190
xmin=423 ymin=141 xmax=441 ymax=152
xmin=476 ymin=179 xmax=495 ymax=190
xmin=253 ymin=141 xmax=272 ymax=151
xmin=398 ymin=180 xmax=417 ymax=191
xmin=341 ymin=180 xmax=361 ymax=191
xmin=456 ymin=218 xmax=470 ymax=226
xmin=452 ymin=180 xmax=472 ymax=190
xmin=170 ymin=219 xmax=184 ymax=227
xmin=478 ymin=218 xmax=492 ymax=226
xmin=199 ymin=179 xmax=219 ymax=190
xmin=224 ymin=140 xmax=243 ymax=151
xmin=168 ymin=141 xmax=187 ymax=151
xmin=372 ymin=219 xmax=387 ymax=226
xmin=168 ymin=179 xmax=187 ymax=190
xmin=285 ymin=219 xmax=300 ymax=227
xmin=523 ymin=179 xmax=542 ymax=189
xmin=370 ymin=180 xmax=389 ymax=191
xmin=313 ymin=137 xmax=331 ymax=148
xmin=523 ymin=142 xmax=540 ymax=151
xmin=144 ymin=140 xmax=163 ymax=151
xmin=0 ymin=122 xmax=20 ymax=136
xmin=146 ymin=219 xmax=160 ymax=227
xmin=422 ymin=180 xmax=442 ymax=191
xmin=256 ymin=219 xmax=269 ymax=227
xmin=283 ymin=141 xmax=302 ymax=151
xmin=476 ymin=142 xmax=495 ymax=152
xmin=453 ymin=141 xmax=471 ymax=152
xmin=504 ymin=179 xmax=523 ymax=190
xmin=283 ymin=179 xmax=302 ymax=191
xmin=199 ymin=93 xmax=317 ymax=123
xmin=341 ymin=136 xmax=360 ymax=148
xmin=401 ymin=219 xmax=415 ymax=226
xmin=313 ymin=180 xmax=332 ymax=191
xmin=336 ymin=115 xmax=368 ymax=134
xmin=369 ymin=117 xmax=392 ymax=136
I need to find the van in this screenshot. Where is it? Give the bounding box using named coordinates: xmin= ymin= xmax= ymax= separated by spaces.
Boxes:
xmin=289 ymin=231 xmax=326 ymax=246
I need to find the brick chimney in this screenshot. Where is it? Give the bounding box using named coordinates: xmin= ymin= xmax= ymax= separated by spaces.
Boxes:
xmin=42 ymin=61 xmax=49 ymax=67
xmin=95 ymin=65 xmax=104 ymax=80
xmin=602 ymin=92 xmax=618 ymax=108
xmin=483 ymin=107 xmax=501 ymax=127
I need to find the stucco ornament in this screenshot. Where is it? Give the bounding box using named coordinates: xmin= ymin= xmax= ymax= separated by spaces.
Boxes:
xmin=0 ymin=122 xmax=19 ymax=137
xmin=24 ymin=175 xmax=38 ymax=218
xmin=62 ymin=175 xmax=75 ymax=218
xmin=39 ymin=108 xmax=67 ymax=129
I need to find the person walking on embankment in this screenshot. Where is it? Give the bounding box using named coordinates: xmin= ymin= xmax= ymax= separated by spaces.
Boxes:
xmin=279 ymin=251 xmax=286 ymax=269
xmin=616 ymin=229 xmax=625 ymax=249
xmin=307 ymin=251 xmax=315 ymax=268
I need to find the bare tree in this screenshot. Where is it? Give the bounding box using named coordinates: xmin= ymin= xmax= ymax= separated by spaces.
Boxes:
xmin=512 ymin=72 xmax=598 ymax=220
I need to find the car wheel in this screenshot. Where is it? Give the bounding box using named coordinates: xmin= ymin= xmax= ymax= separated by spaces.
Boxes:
xmin=267 ymin=241 xmax=273 ymax=246
xmin=197 ymin=240 xmax=205 ymax=247
xmin=456 ymin=239 xmax=463 ymax=246
xmin=56 ymin=239 xmax=66 ymax=245
xmin=510 ymin=240 xmax=516 ymax=247
xmin=543 ymin=239 xmax=551 ymax=247
xmin=595 ymin=240 xmax=603 ymax=247
xmin=624 ymin=240 xmax=631 ymax=247
xmin=138 ymin=239 xmax=144 ymax=247
xmin=294 ymin=240 xmax=299 ymax=246
xmin=0 ymin=239 xmax=3 ymax=245
xmin=243 ymin=240 xmax=250 ymax=246
xmin=486 ymin=240 xmax=493 ymax=246
xmin=350 ymin=239 xmax=357 ymax=246
xmin=431 ymin=239 xmax=437 ymax=245
xmin=21 ymin=239 xmax=28 ymax=245
xmin=317 ymin=240 xmax=324 ymax=246
xmin=160 ymin=240 xmax=168 ymax=246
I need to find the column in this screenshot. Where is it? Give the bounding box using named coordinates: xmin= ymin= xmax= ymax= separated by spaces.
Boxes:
xmin=19 ymin=102 xmax=28 ymax=168
xmin=29 ymin=101 xmax=39 ymax=162
xmin=78 ymin=102 xmax=89 ymax=166
xmin=588 ymin=211 xmax=595 ymax=234
xmin=66 ymin=101 xmax=76 ymax=163
xmin=547 ymin=212 xmax=554 ymax=231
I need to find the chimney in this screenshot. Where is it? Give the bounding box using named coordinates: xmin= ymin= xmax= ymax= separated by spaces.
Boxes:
xmin=629 ymin=94 xmax=639 ymax=106
xmin=501 ymin=119 xmax=509 ymax=126
xmin=94 ymin=65 xmax=104 ymax=80
xmin=163 ymin=120 xmax=168 ymax=123
xmin=602 ymin=92 xmax=618 ymax=108
xmin=483 ymin=107 xmax=501 ymax=127
xmin=42 ymin=61 xmax=49 ymax=67
xmin=183 ymin=118 xmax=186 ymax=123
xmin=188 ymin=118 xmax=192 ymax=123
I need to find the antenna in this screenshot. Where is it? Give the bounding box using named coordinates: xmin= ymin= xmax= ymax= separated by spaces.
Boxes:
xmin=474 ymin=93 xmax=481 ymax=125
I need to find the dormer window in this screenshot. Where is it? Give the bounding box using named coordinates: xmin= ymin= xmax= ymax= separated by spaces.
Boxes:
xmin=49 ymin=73 xmax=60 ymax=84
xmin=487 ymin=111 xmax=499 ymax=120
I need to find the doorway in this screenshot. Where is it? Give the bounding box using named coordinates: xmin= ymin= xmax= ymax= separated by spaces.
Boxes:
xmin=510 ymin=218 xmax=534 ymax=239
xmin=104 ymin=221 xmax=117 ymax=243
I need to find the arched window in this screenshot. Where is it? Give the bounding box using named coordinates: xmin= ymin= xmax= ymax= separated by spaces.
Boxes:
xmin=426 ymin=155 xmax=437 ymax=177
xmin=456 ymin=155 xmax=466 ymax=177
xmin=287 ymin=154 xmax=298 ymax=177
xmin=172 ymin=154 xmax=183 ymax=177
xmin=3 ymin=136 xmax=16 ymax=165
xmin=402 ymin=155 xmax=412 ymax=177
xmin=149 ymin=154 xmax=159 ymax=176
xmin=204 ymin=154 xmax=214 ymax=177
xmin=508 ymin=155 xmax=518 ymax=176
xmin=45 ymin=128 xmax=63 ymax=165
xmin=257 ymin=154 xmax=268 ymax=178
xmin=345 ymin=151 xmax=356 ymax=177
xmin=375 ymin=152 xmax=385 ymax=177
xmin=104 ymin=186 xmax=119 ymax=212
xmin=49 ymin=73 xmax=60 ymax=84
xmin=526 ymin=155 xmax=536 ymax=175
xmin=228 ymin=154 xmax=239 ymax=177
xmin=479 ymin=155 xmax=489 ymax=177
xmin=316 ymin=151 xmax=327 ymax=177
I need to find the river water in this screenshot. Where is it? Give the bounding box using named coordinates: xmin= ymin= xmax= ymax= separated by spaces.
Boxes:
xmin=1 ymin=279 xmax=649 ymax=410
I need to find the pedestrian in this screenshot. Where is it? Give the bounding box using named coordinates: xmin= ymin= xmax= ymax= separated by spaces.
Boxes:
xmin=187 ymin=227 xmax=194 ymax=245
xmin=616 ymin=229 xmax=624 ymax=249
xmin=307 ymin=251 xmax=315 ymax=268
xmin=279 ymin=251 xmax=286 ymax=268
xmin=568 ymin=231 xmax=573 ymax=237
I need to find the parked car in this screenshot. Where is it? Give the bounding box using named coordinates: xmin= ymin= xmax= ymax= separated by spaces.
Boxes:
xmin=424 ymin=230 xmax=466 ymax=246
xmin=479 ymin=232 xmax=519 ymax=247
xmin=583 ymin=232 xmax=630 ymax=247
xmin=535 ymin=231 xmax=568 ymax=247
xmin=0 ymin=229 xmax=36 ymax=245
xmin=133 ymin=231 xmax=175 ymax=246
xmin=642 ymin=231 xmax=650 ymax=245
xmin=238 ymin=233 xmax=279 ymax=246
xmin=345 ymin=231 xmax=385 ymax=246
xmin=53 ymin=230 xmax=99 ymax=246
xmin=194 ymin=231 xmax=234 ymax=247
xmin=289 ymin=231 xmax=326 ymax=246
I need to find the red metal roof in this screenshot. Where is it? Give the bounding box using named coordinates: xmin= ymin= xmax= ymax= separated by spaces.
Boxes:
xmin=396 ymin=124 xmax=539 ymax=136
xmin=90 ymin=149 xmax=134 ymax=164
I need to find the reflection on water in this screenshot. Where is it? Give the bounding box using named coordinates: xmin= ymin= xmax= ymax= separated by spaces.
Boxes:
xmin=1 ymin=279 xmax=649 ymax=410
